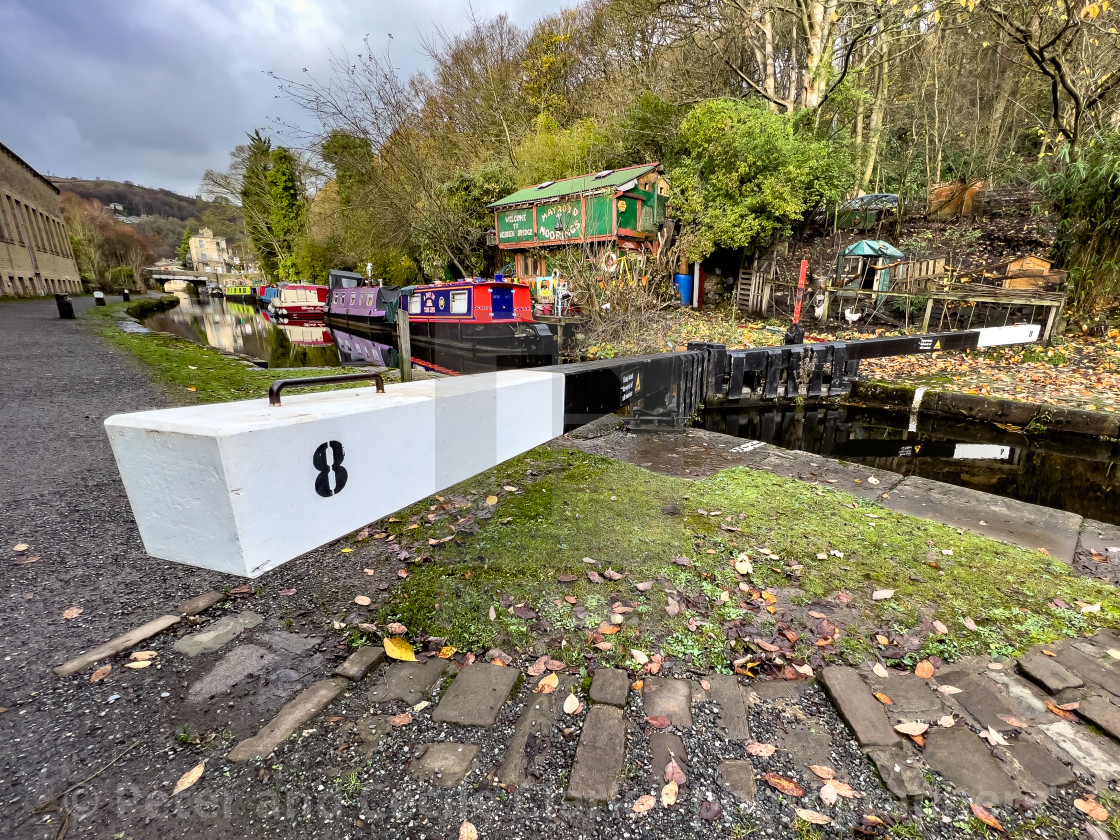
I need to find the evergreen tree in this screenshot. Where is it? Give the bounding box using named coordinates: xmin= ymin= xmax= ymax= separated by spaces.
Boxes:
xmin=266 ymin=147 xmax=307 ymax=283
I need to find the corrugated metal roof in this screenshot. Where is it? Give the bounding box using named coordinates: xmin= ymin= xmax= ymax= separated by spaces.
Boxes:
xmin=488 ymin=163 xmax=660 ymax=208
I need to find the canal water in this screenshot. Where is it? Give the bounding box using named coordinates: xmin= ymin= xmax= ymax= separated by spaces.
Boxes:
xmin=699 ymin=404 xmax=1120 ymax=525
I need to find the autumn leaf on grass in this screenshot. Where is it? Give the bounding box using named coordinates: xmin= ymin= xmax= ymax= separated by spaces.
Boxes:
xmin=1046 ymin=700 xmax=1079 ymax=723
xmin=631 ymin=794 xmax=656 ymax=813
xmin=795 ymin=809 xmax=832 ymax=825
xmin=533 ymin=673 xmax=559 ymax=694
xmin=173 ymin=761 xmax=205 ymax=796
xmin=1074 ymin=798 xmax=1109 ymax=822
xmin=763 ymin=773 xmax=805 ymax=796
xmin=963 ymin=616 xmax=979 ymax=631
xmin=970 ymin=802 xmax=1005 ymax=832
xmin=485 ymin=495 xmax=498 ymax=506
xmin=90 ymin=665 xmax=111 ymax=683
xmin=384 ymin=637 xmax=416 ymax=661
xmin=661 ymin=780 xmax=678 ymax=807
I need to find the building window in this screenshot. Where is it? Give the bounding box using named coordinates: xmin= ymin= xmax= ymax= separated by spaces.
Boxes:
xmin=409 ymin=294 xmax=421 ymax=314
xmin=5 ymin=197 xmax=23 ymax=245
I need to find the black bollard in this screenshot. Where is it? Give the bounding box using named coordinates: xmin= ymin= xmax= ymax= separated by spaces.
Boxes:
xmin=122 ymin=289 xmax=131 ymax=302
xmin=94 ymin=291 xmax=106 ymax=306
xmin=56 ymin=294 xmax=75 ymax=320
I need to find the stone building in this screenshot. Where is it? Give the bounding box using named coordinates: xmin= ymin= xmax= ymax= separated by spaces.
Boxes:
xmin=0 ymin=140 xmax=81 ymax=297
xmin=189 ymin=227 xmax=232 ymax=274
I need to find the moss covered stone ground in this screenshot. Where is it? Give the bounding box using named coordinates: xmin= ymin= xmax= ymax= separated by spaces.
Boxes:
xmin=367 ymin=446 xmax=1120 ymax=675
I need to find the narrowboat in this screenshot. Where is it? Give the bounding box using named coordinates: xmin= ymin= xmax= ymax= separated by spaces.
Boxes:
xmin=257 ymin=285 xmax=281 ymax=307
xmin=325 ymin=272 xmax=558 ymax=370
xmin=268 ymin=283 xmax=329 ymax=320
xmin=223 ymin=283 xmax=254 ymax=303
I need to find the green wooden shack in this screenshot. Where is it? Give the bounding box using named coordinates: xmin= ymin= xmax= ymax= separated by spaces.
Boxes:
xmin=487 ymin=163 xmax=670 ymax=278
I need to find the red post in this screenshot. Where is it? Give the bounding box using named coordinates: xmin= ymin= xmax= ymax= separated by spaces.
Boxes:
xmin=785 ymin=259 xmax=809 ymax=345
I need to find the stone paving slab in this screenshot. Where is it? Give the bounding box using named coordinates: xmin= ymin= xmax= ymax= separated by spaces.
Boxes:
xmin=1018 ymin=652 xmax=1084 ymax=693
xmin=985 ymin=671 xmax=1049 ymax=722
xmin=649 ymin=732 xmax=689 ymax=786
xmin=1055 ymin=646 xmax=1120 ymax=698
xmin=923 ymin=726 xmax=1019 ymax=806
xmin=1075 ymin=695 xmax=1120 ymax=742
xmin=1038 ymin=720 xmax=1120 ymax=783
xmin=732 ymin=445 xmax=904 ymax=500
xmin=187 ymin=643 xmax=278 ymax=703
xmin=866 ymin=746 xmax=930 ymax=802
xmin=367 ymin=658 xmax=451 ymax=706
xmin=716 ymin=760 xmax=756 ymax=802
xmin=334 ymin=646 xmax=386 ymax=681
xmin=409 ymin=743 xmax=479 ymax=788
xmin=937 ymin=671 xmax=1020 ymax=733
xmin=881 ymin=476 xmax=1082 ymax=562
xmin=1000 ymin=740 xmax=1077 ymax=798
xmin=819 ymin=667 xmax=900 ymax=749
xmin=174 ymin=611 xmax=264 ymax=656
xmin=1074 ymin=518 xmax=1120 ymax=584
xmin=589 ymin=667 xmax=629 ymax=707
xmin=53 ymin=613 xmax=180 ymax=677
xmin=497 ymin=676 xmax=577 ymax=787
xmin=567 ymin=705 xmax=626 ymax=803
xmin=867 ymin=674 xmax=943 ymax=719
xmin=642 ymin=678 xmax=693 ymax=728
xmin=227 ymin=677 xmax=349 ymax=763
xmin=432 ymin=663 xmax=520 ymax=727
xmin=255 ymin=631 xmax=322 ymax=655
xmin=708 ymin=674 xmax=751 ymax=740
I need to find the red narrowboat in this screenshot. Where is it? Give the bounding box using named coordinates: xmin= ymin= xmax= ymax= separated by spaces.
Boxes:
xmin=268 ymin=284 xmax=328 ymax=320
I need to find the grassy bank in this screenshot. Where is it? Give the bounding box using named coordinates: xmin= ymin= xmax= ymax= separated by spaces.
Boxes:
xmin=364 ymin=446 xmax=1120 ymax=673
xmin=83 ymin=299 xmax=378 ymax=404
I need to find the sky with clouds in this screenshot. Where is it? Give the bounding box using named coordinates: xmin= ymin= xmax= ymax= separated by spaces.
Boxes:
xmin=0 ymin=0 xmax=565 ymax=195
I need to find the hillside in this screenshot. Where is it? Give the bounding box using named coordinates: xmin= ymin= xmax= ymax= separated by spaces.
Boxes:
xmin=50 ymin=177 xmax=205 ymax=220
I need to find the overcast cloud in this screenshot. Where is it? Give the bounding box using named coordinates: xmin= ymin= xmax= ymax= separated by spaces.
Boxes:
xmin=0 ymin=0 xmax=564 ymax=195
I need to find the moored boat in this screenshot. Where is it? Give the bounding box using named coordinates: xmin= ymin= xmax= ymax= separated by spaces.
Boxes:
xmin=223 ymin=283 xmax=254 ymax=303
xmin=257 ymin=285 xmax=280 ymax=307
xmin=268 ymin=283 xmax=328 ymax=320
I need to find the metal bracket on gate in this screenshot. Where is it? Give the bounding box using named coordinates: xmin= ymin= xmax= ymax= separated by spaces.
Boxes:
xmin=268 ymin=372 xmax=386 ymax=406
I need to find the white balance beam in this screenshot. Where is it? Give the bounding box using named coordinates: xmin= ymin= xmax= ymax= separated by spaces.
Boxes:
xmin=105 ymin=371 xmax=564 ymax=578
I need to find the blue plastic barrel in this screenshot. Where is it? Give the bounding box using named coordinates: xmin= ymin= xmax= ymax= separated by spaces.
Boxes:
xmin=673 ymin=273 xmax=693 ymax=306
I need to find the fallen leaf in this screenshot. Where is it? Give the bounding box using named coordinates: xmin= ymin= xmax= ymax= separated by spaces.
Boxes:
xmin=593 ymin=641 xmax=612 ymax=651
xmin=384 ymin=637 xmax=416 ymax=661
xmin=90 ymin=665 xmax=111 ymax=683
xmin=1075 ymin=798 xmax=1109 ymax=822
xmin=764 ymin=773 xmax=805 ymax=796
xmin=533 ymin=673 xmax=559 ymax=694
xmin=597 ymin=623 xmax=619 ymax=635
xmin=458 ymin=821 xmax=478 ymax=840
xmin=665 ymin=598 xmax=680 ymax=617
xmin=735 ymin=554 xmax=753 ymax=575
xmin=1107 ymin=649 xmax=1120 ymax=660
xmin=125 ymin=661 xmax=150 ymax=669
xmin=996 ymin=714 xmax=1029 ymax=728
xmin=987 ymin=662 xmax=1004 ymax=670
xmin=385 ymin=622 xmax=407 ymax=636
xmin=631 ymin=795 xmax=656 ymax=814
xmin=661 ymin=780 xmax=679 ymax=807
xmin=438 ymin=646 xmax=457 ymax=658
xmin=932 ymin=620 xmax=948 ymax=634
xmin=809 ymin=765 xmax=835 ymax=781
xmin=875 ymin=634 xmax=890 ymax=645
xmin=939 ymin=715 xmax=956 ymax=727
xmin=985 ymin=725 xmax=1009 ymax=746
xmin=665 ymin=758 xmax=688 ymax=785
xmin=587 ymin=571 xmax=603 ymax=584
xmin=872 ymin=663 xmax=889 ymax=679
xmin=636 ymin=581 xmax=654 ymax=592
xmin=970 ymin=802 xmax=1004 ymax=832
xmin=1057 ymin=701 xmax=1080 ymax=711
xmin=646 ymin=715 xmax=672 ymax=730
xmin=62 ymin=607 xmax=83 ymax=620
xmin=397 ymin=569 xmax=409 ymax=578
xmin=1042 ymin=650 xmax=1056 ymax=657
xmin=563 ymin=694 xmax=580 ymax=715
xmin=485 ymin=495 xmax=498 ymax=506
xmin=819 ymin=781 xmax=838 ymax=807
xmin=871 ymin=589 xmax=894 ymax=601
xmin=1046 ymin=700 xmax=1079 ymax=723
xmin=1081 ymin=603 xmax=1101 ymax=614
xmin=755 ymin=638 xmax=781 ymax=653
xmin=1085 ymin=823 xmax=1109 ymax=840
xmin=354 ymin=595 xmax=371 ymax=606
xmin=963 ymin=616 xmax=978 ymax=631
xmin=631 ymin=679 xmax=644 ymax=691
xmin=938 ymin=685 xmax=963 ymax=695
xmin=915 ymin=660 xmax=935 ymax=679
xmin=745 ymin=742 xmax=776 ymax=758
xmin=278 ymin=588 xmax=297 ymax=596
xmin=488 ymin=605 xmax=496 ymax=621
xmin=388 ymin=712 xmax=412 ymax=727
xmin=172 ymin=761 xmax=205 ymax=795
xmin=631 ymin=650 xmax=649 ymax=665
xmin=13 ymin=543 xmax=28 ymax=552
xmin=699 ymin=800 xmax=722 ymax=820
xmin=795 ymin=808 xmax=831 ymax=825
xmin=873 ymin=692 xmax=893 ymax=706
xmin=894 ymin=721 xmax=929 ymax=736
xmin=363 ymin=569 xmax=376 ymax=576
xmin=129 ymin=651 xmax=158 ymax=661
